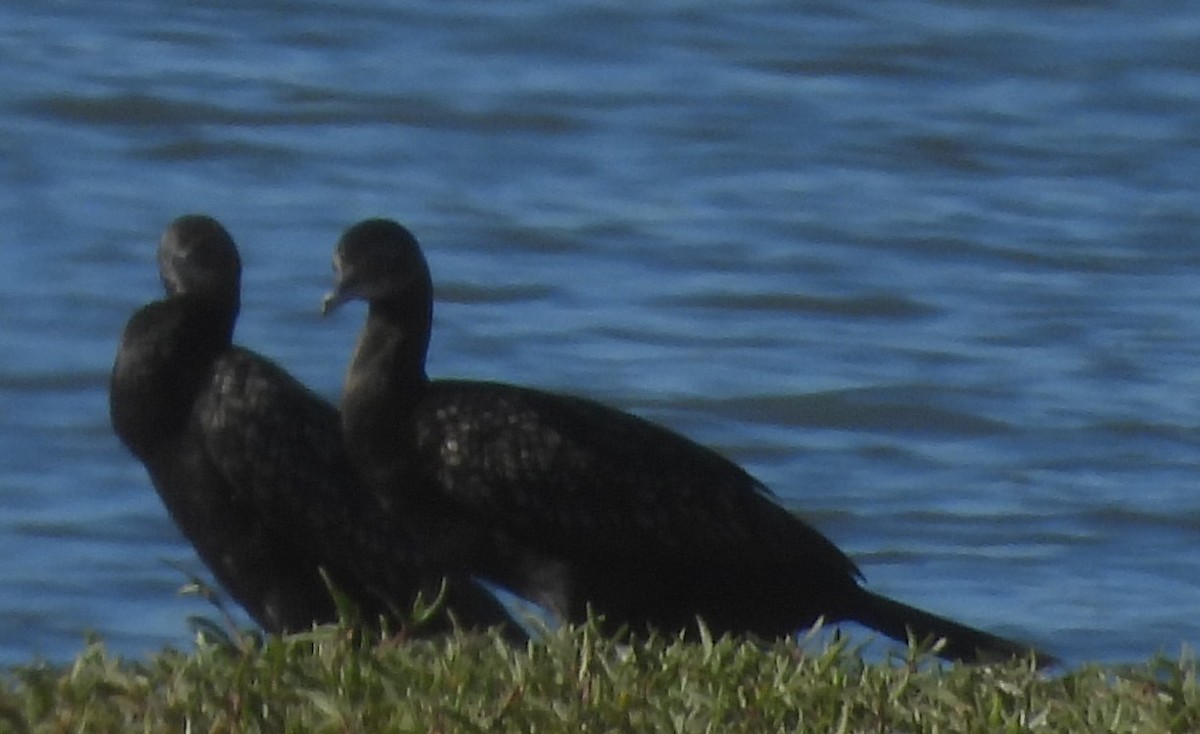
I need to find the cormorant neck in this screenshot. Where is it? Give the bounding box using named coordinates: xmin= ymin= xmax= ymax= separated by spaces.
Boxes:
xmin=364 ymin=295 xmax=431 ymax=382
xmin=177 ymin=291 xmax=240 ymax=344
xmin=214 ymin=297 xmax=240 ymax=344
xmin=341 ymin=294 xmax=433 ymax=479
xmin=110 ymin=295 xmax=236 ymax=460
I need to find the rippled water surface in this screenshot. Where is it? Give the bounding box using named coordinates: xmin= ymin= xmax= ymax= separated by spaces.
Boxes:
xmin=2 ymin=1 xmax=1198 ymax=666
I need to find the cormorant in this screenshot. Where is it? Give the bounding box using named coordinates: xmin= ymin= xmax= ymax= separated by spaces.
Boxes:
xmin=110 ymin=215 xmax=518 ymax=637
xmin=322 ymin=217 xmax=1053 ymax=664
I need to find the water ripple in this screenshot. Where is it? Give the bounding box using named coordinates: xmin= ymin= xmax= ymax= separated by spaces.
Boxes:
xmin=660 ymin=291 xmax=939 ymax=320
xmin=656 ymin=388 xmax=1011 ymax=437
xmin=0 ymin=0 xmax=1196 ymax=667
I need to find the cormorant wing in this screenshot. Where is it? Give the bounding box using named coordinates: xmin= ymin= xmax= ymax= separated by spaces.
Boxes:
xmin=193 ymin=347 xmax=385 ymax=560
xmin=192 ymin=350 xmax=524 ymax=636
xmin=111 ymin=300 xmax=339 ymax=632
xmin=412 ymin=379 xmax=860 ymax=579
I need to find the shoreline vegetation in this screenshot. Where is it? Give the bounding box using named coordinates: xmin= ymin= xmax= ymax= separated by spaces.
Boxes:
xmin=1 ymin=610 xmax=1194 ymax=733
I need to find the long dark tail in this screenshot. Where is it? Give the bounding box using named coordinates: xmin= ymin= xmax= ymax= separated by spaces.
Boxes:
xmin=847 ymin=588 xmax=1058 ymax=667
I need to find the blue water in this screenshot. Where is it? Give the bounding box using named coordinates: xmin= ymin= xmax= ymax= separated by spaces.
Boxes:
xmin=1 ymin=0 xmax=1197 ymax=667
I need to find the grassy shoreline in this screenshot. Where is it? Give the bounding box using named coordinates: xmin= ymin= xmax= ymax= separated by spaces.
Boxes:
xmin=1 ymin=619 xmax=1194 ymax=733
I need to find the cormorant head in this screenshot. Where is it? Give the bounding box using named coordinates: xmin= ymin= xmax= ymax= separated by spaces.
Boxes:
xmin=322 ymin=218 xmax=432 ymax=315
xmin=157 ymin=214 xmax=242 ymax=307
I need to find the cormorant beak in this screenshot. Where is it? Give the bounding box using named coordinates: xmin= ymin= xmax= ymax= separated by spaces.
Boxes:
xmin=321 ymin=287 xmax=349 ymax=316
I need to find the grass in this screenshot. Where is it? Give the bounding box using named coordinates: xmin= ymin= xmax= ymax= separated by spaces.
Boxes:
xmin=0 ymin=613 xmax=1195 ymax=734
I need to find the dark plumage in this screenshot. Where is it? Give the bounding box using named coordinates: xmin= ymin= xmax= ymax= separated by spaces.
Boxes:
xmin=110 ymin=215 xmax=517 ymax=636
xmin=323 ymin=218 xmax=1054 ymax=665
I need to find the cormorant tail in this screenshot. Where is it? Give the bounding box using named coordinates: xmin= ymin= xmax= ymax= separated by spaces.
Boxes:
xmin=848 ymin=588 xmax=1057 ymax=667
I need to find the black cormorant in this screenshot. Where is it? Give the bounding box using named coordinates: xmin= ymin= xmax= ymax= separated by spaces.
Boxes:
xmin=322 ymin=217 xmax=1053 ymax=664
xmin=110 ymin=215 xmax=518 ymax=636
